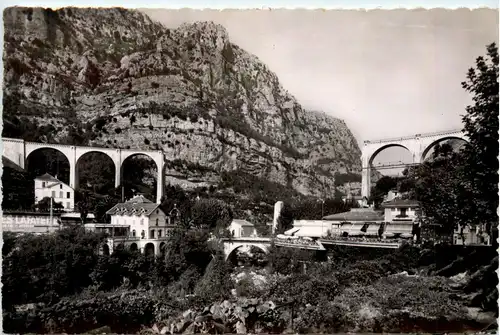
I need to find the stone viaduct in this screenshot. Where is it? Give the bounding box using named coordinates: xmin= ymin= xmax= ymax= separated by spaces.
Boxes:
xmin=361 ymin=129 xmax=467 ymax=199
xmin=2 ymin=137 xmax=165 ymax=203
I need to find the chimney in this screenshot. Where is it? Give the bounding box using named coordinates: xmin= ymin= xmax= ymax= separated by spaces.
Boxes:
xmin=272 ymin=201 xmax=284 ymax=235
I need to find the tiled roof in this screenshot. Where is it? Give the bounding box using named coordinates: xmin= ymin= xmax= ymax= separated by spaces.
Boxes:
xmin=382 ymin=199 xmax=420 ymax=208
xmin=106 ymin=195 xmax=160 ymax=217
xmin=323 ymin=209 xmax=384 ymax=221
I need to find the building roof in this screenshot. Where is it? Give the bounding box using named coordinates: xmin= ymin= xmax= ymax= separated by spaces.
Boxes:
xmin=381 ymin=199 xmax=420 ymax=208
xmin=35 ymin=173 xmax=73 ymax=189
xmin=231 ymin=219 xmax=254 ymax=227
xmin=2 ymin=156 xmax=25 ymax=172
xmin=35 ymin=173 xmax=60 ymax=182
xmin=322 ymin=208 xmax=384 ymax=221
xmin=61 ymin=212 xmax=95 ymax=219
xmin=106 ymin=195 xmax=161 ymax=217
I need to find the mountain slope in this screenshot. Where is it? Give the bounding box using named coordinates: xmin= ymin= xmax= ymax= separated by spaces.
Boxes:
xmin=3 ymin=7 xmax=362 ymax=197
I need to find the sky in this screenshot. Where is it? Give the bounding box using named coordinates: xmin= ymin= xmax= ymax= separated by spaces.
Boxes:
xmin=140 ymin=8 xmax=498 ymax=149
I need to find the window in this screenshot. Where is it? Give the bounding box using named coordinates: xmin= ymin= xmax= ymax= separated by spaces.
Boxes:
xmin=42 ymin=182 xmax=46 ymax=187
xmin=400 ymin=208 xmax=407 ymax=216
xmin=51 ymin=191 xmax=55 ymax=197
xmin=140 ymin=219 xmax=144 ymax=225
xmin=158 ymin=230 xmax=162 ymax=238
xmin=156 ymin=218 xmax=159 ymax=226
xmin=132 ymin=230 xmax=136 ymax=237
xmin=66 ymin=202 xmax=70 ymax=209
xmin=67 ymin=192 xmax=70 ymax=198
xmin=150 ymin=230 xmax=155 ymax=239
xmin=60 ymin=184 xmax=63 ymax=189
xmin=60 ymin=191 xmax=63 ymax=198
xmin=141 ymin=230 xmax=145 ymax=239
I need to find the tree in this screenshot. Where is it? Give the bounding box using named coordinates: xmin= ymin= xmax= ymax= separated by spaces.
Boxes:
xmin=407 ymin=145 xmax=470 ymax=236
xmin=190 ymin=198 xmax=233 ymax=234
xmin=369 ymin=176 xmax=401 ymax=208
xmin=76 ymin=190 xmax=95 ymax=224
xmin=461 ymin=42 xmax=499 ymax=236
xmin=403 ymin=43 xmax=499 ymax=241
xmin=276 ymin=202 xmax=294 ymax=234
xmin=36 ymin=196 xmax=65 ymax=212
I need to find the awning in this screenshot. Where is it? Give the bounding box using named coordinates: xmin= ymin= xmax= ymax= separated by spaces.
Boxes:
xmin=284 ymin=227 xmax=300 ymax=236
xmin=61 ymin=212 xmax=95 ymax=219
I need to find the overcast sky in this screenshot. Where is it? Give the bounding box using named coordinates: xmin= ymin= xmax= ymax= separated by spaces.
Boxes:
xmin=141 ymin=8 xmax=498 ymax=150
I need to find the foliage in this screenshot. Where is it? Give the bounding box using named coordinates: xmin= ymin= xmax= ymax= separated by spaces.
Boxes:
xmin=194 ymin=253 xmax=234 ymax=303
xmin=460 ymin=42 xmax=499 ymax=235
xmin=219 ymin=170 xmax=307 ymax=206
xmin=35 ymin=196 xmax=65 ymax=212
xmin=162 ymin=227 xmax=212 ymax=284
xmin=1 ymin=165 xmax=35 ymax=211
xmin=404 ymin=146 xmax=471 ymax=235
xmin=267 ymin=245 xmax=315 ymax=275
xmin=190 ymin=198 xmax=233 ymax=233
xmin=399 ymin=44 xmax=499 ymax=240
xmin=75 ymin=190 xmax=96 ymax=224
xmin=334 ymin=172 xmax=362 ymax=186
xmin=77 ymin=152 xmax=115 ymax=194
xmin=160 ymin=184 xmax=193 ymax=225
xmin=2 ymin=227 xmax=105 ymax=310
xmin=368 ymin=175 xmax=401 ymax=208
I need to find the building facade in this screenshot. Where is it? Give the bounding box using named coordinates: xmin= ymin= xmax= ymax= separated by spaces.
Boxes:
xmin=381 ymin=199 xmax=420 ymax=239
xmin=101 ymin=195 xmax=175 ymax=255
xmin=230 ymin=219 xmax=257 ymax=238
xmin=34 ymin=173 xmax=74 ymax=211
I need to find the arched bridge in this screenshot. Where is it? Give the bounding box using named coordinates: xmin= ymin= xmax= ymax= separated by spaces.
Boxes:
xmin=222 ymin=237 xmax=326 ymax=260
xmin=361 ymin=129 xmax=468 ymax=198
xmin=2 ymin=137 xmax=165 ymax=203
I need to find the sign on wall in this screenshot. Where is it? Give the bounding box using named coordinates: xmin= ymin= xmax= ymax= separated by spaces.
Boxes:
xmin=3 ymin=214 xmax=60 ymax=233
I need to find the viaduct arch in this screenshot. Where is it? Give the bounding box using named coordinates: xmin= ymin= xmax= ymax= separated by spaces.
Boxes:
xmin=3 ymin=137 xmax=165 ymax=203
xmin=361 ymin=129 xmax=467 ymax=199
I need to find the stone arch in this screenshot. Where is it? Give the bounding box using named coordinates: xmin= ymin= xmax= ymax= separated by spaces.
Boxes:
xmin=225 ymin=243 xmax=269 ymax=261
xmin=421 ymin=136 xmax=468 ymax=161
xmin=130 ymin=243 xmax=138 ymax=252
xmin=120 ymin=153 xmax=160 ymax=201
xmin=75 ymin=151 xmax=117 ymax=192
xmin=25 ymin=146 xmax=71 ymax=184
xmin=144 ymin=242 xmax=155 ymax=257
xmin=368 ymin=144 xmax=412 ymax=166
xmin=101 ymin=243 xmax=110 ymax=256
xmin=159 ymin=242 xmax=166 ymax=256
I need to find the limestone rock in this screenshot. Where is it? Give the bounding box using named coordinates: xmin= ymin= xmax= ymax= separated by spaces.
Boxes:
xmin=3 ymin=6 xmax=362 ymax=197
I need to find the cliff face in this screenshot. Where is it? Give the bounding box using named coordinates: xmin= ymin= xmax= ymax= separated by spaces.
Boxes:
xmin=3 ymin=7 xmax=362 ymax=197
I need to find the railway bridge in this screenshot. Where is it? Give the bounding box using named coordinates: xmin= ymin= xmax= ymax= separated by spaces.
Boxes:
xmin=2 ymin=137 xmax=165 ymax=203
xmin=361 ymin=129 xmax=467 ymax=199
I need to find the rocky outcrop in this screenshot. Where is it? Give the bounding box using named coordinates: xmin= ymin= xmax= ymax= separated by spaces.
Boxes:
xmin=3 ymin=7 xmax=362 ymax=196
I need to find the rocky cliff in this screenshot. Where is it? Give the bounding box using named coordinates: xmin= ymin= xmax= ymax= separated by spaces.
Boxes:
xmin=3 ymin=7 xmax=362 ymax=197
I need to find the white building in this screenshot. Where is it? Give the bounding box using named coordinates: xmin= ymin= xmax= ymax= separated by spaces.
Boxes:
xmin=100 ymin=195 xmax=174 ymax=256
xmin=230 ymin=219 xmax=257 ymax=238
xmin=34 ymin=173 xmax=74 ymax=211
xmin=381 ymin=199 xmax=419 ymax=238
